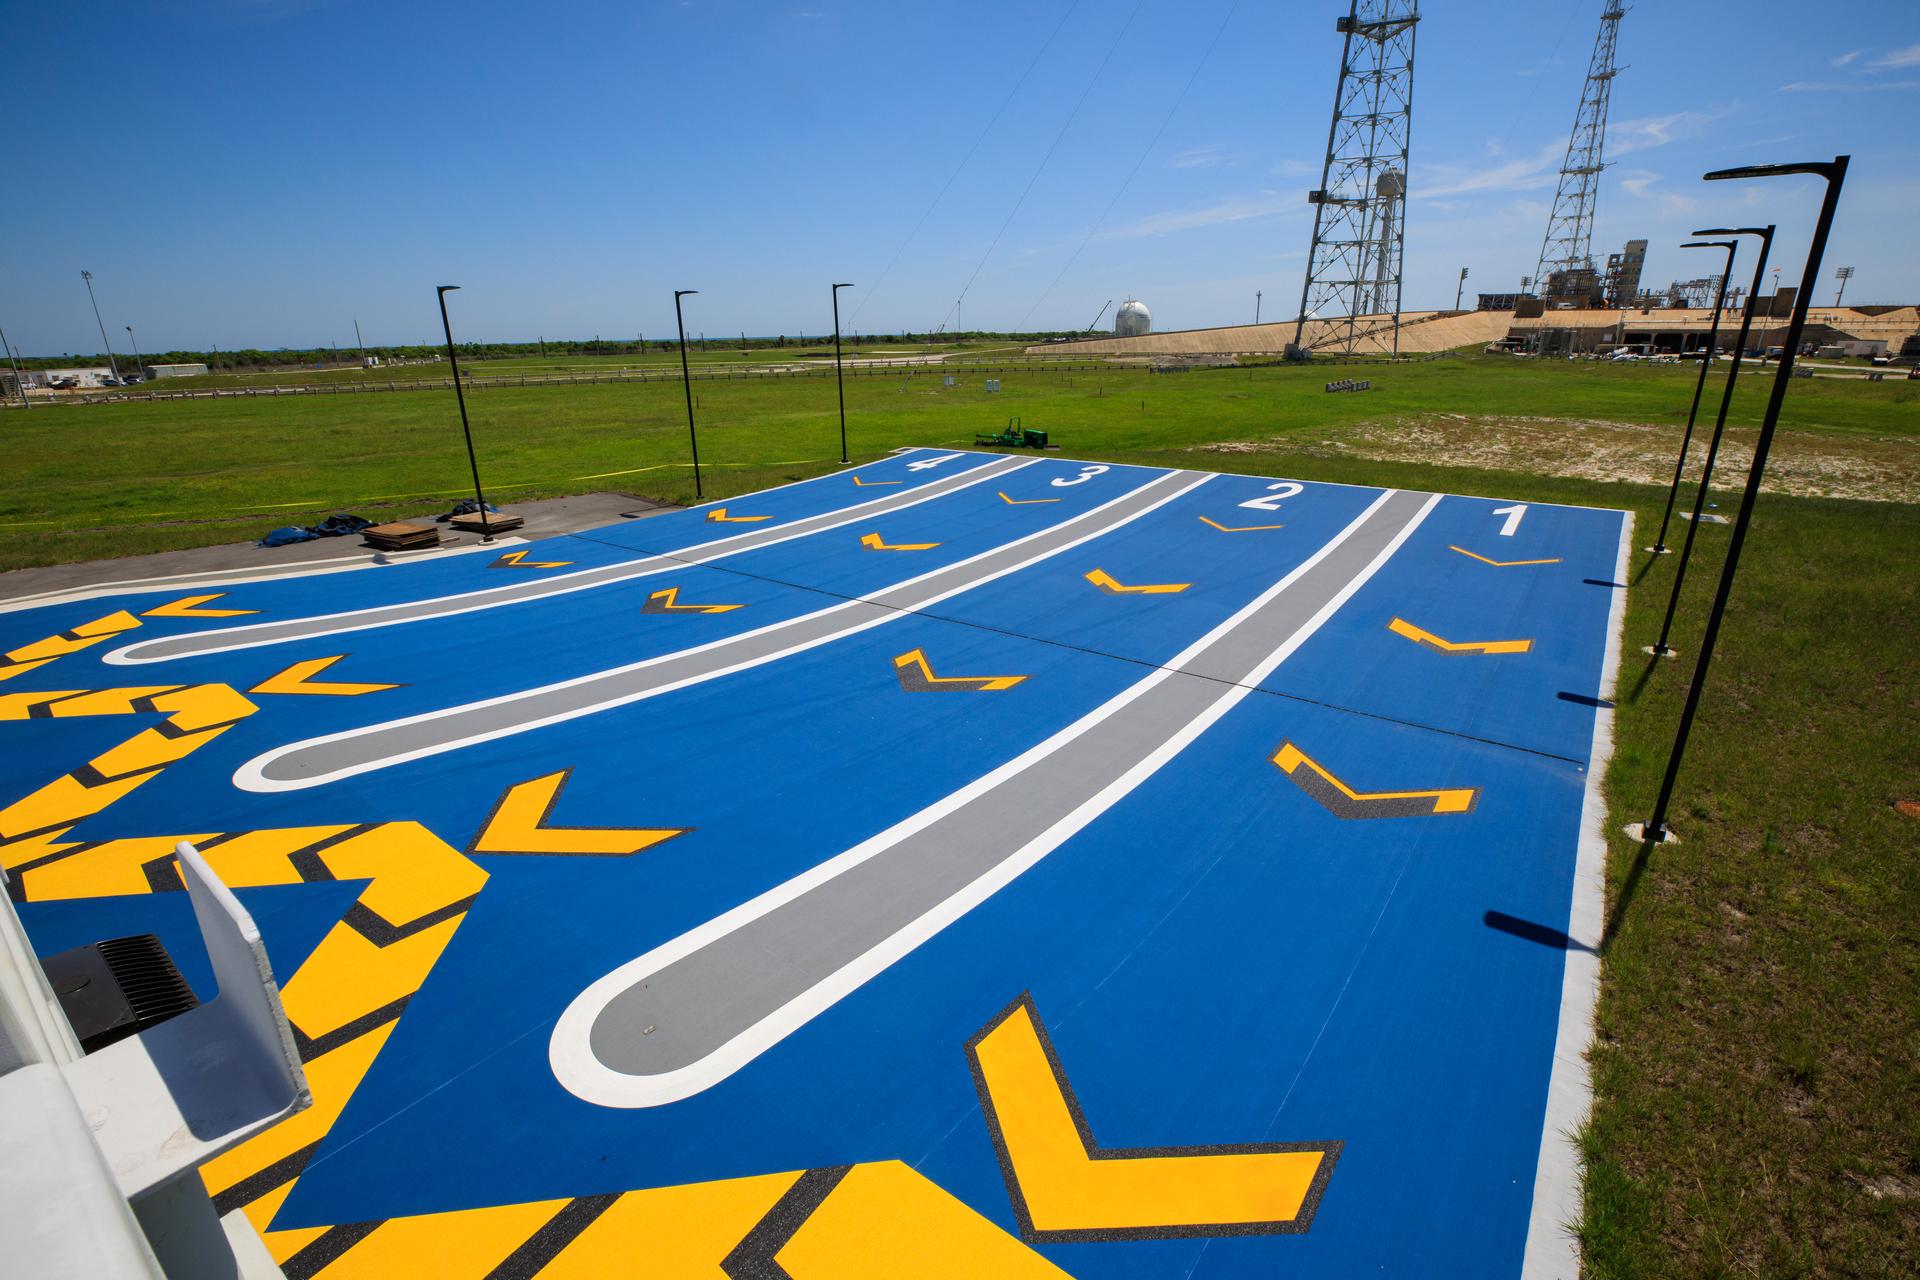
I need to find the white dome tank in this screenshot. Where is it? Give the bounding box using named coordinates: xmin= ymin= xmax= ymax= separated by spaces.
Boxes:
xmin=1114 ymin=299 xmax=1151 ymax=337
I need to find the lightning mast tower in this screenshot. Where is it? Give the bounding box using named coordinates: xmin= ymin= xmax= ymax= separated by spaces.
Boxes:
xmin=1531 ymin=2 xmax=1627 ymax=302
xmin=1291 ymin=0 xmax=1419 ymax=357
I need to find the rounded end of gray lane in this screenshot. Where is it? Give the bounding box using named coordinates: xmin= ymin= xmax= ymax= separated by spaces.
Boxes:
xmin=587 ymin=979 xmax=739 ymax=1079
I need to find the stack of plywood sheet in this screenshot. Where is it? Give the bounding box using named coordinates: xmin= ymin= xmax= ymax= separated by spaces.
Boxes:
xmin=361 ymin=521 xmax=440 ymax=552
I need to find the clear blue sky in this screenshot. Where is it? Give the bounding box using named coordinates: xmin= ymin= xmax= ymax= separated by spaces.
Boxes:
xmin=4 ymin=0 xmax=1914 ymax=355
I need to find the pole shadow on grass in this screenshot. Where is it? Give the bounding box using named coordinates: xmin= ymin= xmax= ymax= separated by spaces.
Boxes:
xmin=1625 ymin=652 xmax=1665 ymax=706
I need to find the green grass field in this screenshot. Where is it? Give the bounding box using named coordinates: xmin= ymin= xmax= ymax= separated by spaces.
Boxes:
xmin=3 ymin=354 xmax=1916 ymax=1275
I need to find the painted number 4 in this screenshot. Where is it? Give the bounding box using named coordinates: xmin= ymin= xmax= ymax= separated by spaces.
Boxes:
xmin=907 ymin=453 xmax=965 ymax=471
xmin=1238 ymin=481 xmax=1303 ymax=512
xmin=1491 ymin=503 xmax=1527 ymax=537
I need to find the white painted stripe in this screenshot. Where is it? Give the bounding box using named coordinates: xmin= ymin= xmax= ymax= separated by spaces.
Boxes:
xmin=680 ymin=445 xmax=973 ymax=511
xmin=0 ymin=539 xmax=522 ymax=615
xmin=233 ymin=469 xmax=1213 ymax=793
xmin=943 ymin=444 xmax=1634 ymax=518
xmin=104 ymin=455 xmax=1036 ymax=665
xmin=549 ymin=488 xmax=1439 ymax=1108
xmin=1520 ymin=509 xmax=1633 ymax=1279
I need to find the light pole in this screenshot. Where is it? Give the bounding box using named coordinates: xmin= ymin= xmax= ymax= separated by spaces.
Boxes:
xmin=831 ymin=282 xmax=853 ymax=465
xmin=1454 ymin=266 xmax=1469 ymax=311
xmin=1833 ymin=266 xmax=1854 ymax=307
xmin=1254 ymin=290 xmax=1262 ymax=324
xmin=1650 ymin=230 xmax=1777 ymax=659
xmin=354 ymin=318 xmax=367 ymax=366
xmin=125 ymin=325 xmax=143 ymax=378
xmin=80 ymin=270 xmax=122 ymax=384
xmin=435 ymin=285 xmax=494 ymax=543
xmin=1637 ymin=156 xmax=1848 ymax=851
xmin=2 ymin=325 xmax=29 ymax=408
xmin=675 ymin=290 xmax=703 ymax=500
xmin=1646 ymin=240 xmax=1739 ymax=557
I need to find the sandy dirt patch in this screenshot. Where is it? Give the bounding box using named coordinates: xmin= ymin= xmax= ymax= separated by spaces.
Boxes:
xmin=1199 ymin=414 xmax=1919 ymax=504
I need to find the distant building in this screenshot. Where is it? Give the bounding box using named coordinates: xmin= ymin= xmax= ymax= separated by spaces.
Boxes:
xmin=145 ymin=363 xmax=210 ymax=379
xmin=39 ymin=367 xmax=116 ymax=388
xmin=1114 ymin=299 xmax=1151 ymax=338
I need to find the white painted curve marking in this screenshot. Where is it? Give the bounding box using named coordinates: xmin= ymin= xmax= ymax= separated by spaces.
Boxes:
xmin=549 ymin=488 xmax=1440 ymax=1108
xmin=232 ymin=469 xmax=1212 ymax=793
xmin=102 ymin=454 xmax=1033 ymax=665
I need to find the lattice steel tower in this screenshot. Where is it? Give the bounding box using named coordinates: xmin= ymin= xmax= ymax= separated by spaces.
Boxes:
xmin=1531 ymin=2 xmax=1627 ymax=299
xmin=1291 ymin=0 xmax=1420 ymax=356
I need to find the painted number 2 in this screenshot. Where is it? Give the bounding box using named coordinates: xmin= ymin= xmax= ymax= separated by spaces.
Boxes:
xmin=1051 ymin=464 xmax=1110 ymax=488
xmin=1238 ymin=481 xmax=1304 ymax=512
xmin=1491 ymin=503 xmax=1527 ymax=537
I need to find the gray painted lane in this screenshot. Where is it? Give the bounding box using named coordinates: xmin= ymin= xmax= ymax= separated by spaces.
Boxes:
xmin=551 ymin=487 xmax=1437 ymax=1108
xmin=106 ymin=454 xmax=1033 ymax=665
xmin=237 ymin=468 xmax=1208 ymax=791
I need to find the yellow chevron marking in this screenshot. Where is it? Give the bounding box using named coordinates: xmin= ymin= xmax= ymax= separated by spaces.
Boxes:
xmin=894 ymin=649 xmax=1029 ymax=692
xmin=779 ymin=1161 xmax=1071 ymax=1278
xmin=491 ymin=549 xmax=575 ymax=569
xmin=469 ymin=770 xmax=690 ymax=857
xmin=542 ymin=1172 xmax=805 ymax=1276
xmin=969 ymin=996 xmax=1336 ymax=1240
xmin=250 ymin=656 xmax=403 ymax=697
xmin=0 ymin=684 xmax=258 ymax=854
xmin=1387 ymin=618 xmax=1532 ymax=655
xmin=1272 ymin=743 xmax=1479 ymax=815
xmin=1084 ymin=568 xmax=1189 ymax=595
xmin=0 ymin=719 xmax=1069 ymax=1274
xmin=860 ymin=532 xmax=941 ymax=551
xmin=1198 ymin=516 xmax=1285 ymax=533
xmin=998 ymin=491 xmax=1060 ymax=505
xmin=1449 ymin=545 xmax=1562 ymax=568
xmin=0 ymin=610 xmax=143 ymax=681
xmin=6 ymin=819 xmax=486 ymax=1254
xmin=142 ymin=592 xmax=258 ymax=618
xmin=643 ymin=586 xmax=744 ymax=615
xmin=852 ymin=476 xmax=901 ymax=487
xmin=303 ymin=1188 xmax=564 ymax=1278
xmin=706 ymin=508 xmax=770 ymax=523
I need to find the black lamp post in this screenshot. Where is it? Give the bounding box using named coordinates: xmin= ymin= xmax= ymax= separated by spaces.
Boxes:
xmin=1638 ymin=156 xmax=1848 ymax=848
xmin=80 ymin=271 xmax=122 ymax=384
xmin=831 ymin=282 xmax=853 ymax=465
xmin=125 ymin=325 xmax=143 ymax=377
xmin=2 ymin=325 xmax=29 ymax=409
xmin=1647 ymin=241 xmax=1738 ymax=555
xmin=1649 ymin=227 xmax=1775 ymax=658
xmin=435 ymin=285 xmax=494 ymax=543
xmin=675 ymin=290 xmax=703 ymax=499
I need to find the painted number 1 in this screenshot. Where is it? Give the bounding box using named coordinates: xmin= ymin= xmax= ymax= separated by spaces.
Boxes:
xmin=1491 ymin=503 xmax=1527 ymax=537
xmin=1239 ymin=481 xmax=1303 ymax=512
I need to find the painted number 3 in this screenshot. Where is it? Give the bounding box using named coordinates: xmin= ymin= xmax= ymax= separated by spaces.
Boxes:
xmin=1491 ymin=503 xmax=1527 ymax=537
xmin=1051 ymin=465 xmax=1110 ymax=488
xmin=1238 ymin=481 xmax=1304 ymax=512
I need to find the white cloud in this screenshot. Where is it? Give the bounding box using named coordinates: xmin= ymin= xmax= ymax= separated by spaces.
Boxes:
xmin=1867 ymin=42 xmax=1920 ymax=69
xmin=1270 ymin=157 xmax=1318 ymax=178
xmin=1830 ymin=50 xmax=1863 ymax=67
xmin=1420 ymin=140 xmax=1564 ymax=198
xmin=1100 ymin=192 xmax=1301 ymax=240
xmin=1417 ymin=107 xmax=1718 ymax=201
xmin=1780 ymin=78 xmax=1920 ymax=93
xmin=1608 ymin=105 xmax=1732 ymax=157
xmin=1168 ymin=144 xmax=1241 ymax=170
xmin=1616 ymin=169 xmax=1697 ymax=215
